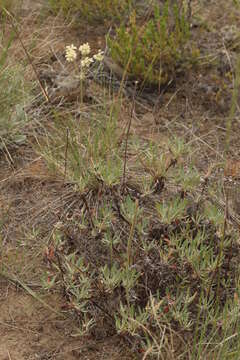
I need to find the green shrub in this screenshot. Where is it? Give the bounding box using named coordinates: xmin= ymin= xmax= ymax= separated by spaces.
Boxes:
xmin=108 ymin=1 xmax=191 ymax=87
xmin=47 ymin=0 xmax=133 ymax=23
xmin=41 ymin=132 xmax=240 ymax=357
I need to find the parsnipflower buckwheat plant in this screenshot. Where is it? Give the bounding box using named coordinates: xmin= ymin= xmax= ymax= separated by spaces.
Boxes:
xmin=65 ymin=42 xmax=104 ymax=72
xmin=65 ymin=43 xmax=104 ymax=80
xmin=65 ymin=42 xmax=104 ymax=103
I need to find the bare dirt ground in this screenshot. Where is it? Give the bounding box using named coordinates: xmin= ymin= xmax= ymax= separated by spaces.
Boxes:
xmin=1 ymin=0 xmax=240 ymax=359
xmin=0 ymin=285 xmax=133 ymax=360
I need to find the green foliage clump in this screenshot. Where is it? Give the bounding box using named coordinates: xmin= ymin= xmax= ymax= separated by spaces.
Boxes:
xmin=39 ymin=107 xmax=123 ymax=191
xmin=47 ymin=0 xmax=133 ymax=23
xmin=108 ymin=2 xmax=191 ymax=86
xmin=0 ymin=30 xmax=31 ymax=150
xmin=40 ymin=121 xmax=240 ymax=357
xmin=0 ymin=64 xmax=30 ymax=149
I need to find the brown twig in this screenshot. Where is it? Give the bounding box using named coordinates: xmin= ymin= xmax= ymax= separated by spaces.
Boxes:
xmin=7 ymin=350 xmax=12 ymax=360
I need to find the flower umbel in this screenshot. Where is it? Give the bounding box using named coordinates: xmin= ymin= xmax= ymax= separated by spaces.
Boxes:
xmin=65 ymin=44 xmax=77 ymax=62
xmin=81 ymin=57 xmax=94 ymax=68
xmin=93 ymin=50 xmax=104 ymax=62
xmin=65 ymin=42 xmax=104 ymax=83
xmin=79 ymin=43 xmax=91 ymax=56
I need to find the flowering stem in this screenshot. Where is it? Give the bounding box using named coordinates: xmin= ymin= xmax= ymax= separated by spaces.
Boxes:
xmin=80 ymin=69 xmax=83 ymax=106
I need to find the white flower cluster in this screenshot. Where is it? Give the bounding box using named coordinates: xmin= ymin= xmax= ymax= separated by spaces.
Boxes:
xmin=65 ymin=42 xmax=104 ymax=64
xmin=93 ymin=50 xmax=104 ymax=62
xmin=65 ymin=42 xmax=104 ymax=81
xmin=65 ymin=44 xmax=77 ymax=62
xmin=81 ymin=57 xmax=93 ymax=68
xmin=79 ymin=43 xmax=91 ymax=56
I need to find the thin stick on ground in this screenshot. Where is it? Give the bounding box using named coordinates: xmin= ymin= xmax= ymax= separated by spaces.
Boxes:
xmin=7 ymin=350 xmax=12 ymax=360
